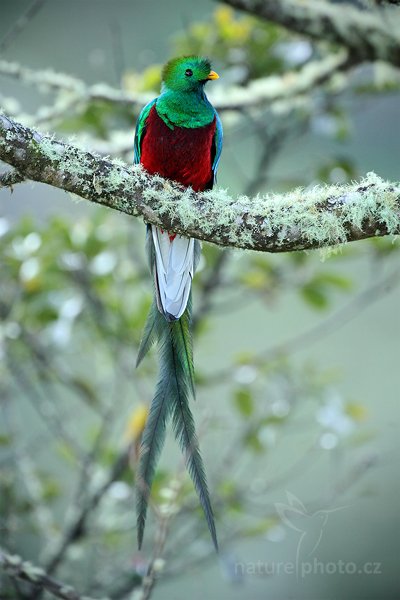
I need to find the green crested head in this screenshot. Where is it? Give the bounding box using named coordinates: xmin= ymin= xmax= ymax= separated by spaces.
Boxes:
xmin=161 ymin=56 xmax=219 ymax=93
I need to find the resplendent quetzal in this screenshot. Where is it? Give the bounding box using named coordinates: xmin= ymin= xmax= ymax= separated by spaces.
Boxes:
xmin=134 ymin=56 xmax=222 ymax=550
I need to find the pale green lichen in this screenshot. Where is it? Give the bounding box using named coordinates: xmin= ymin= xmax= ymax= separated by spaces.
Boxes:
xmin=36 ymin=136 xmax=65 ymax=162
xmin=21 ymin=561 xmax=45 ymax=582
xmin=133 ymin=169 xmax=400 ymax=250
xmin=241 ymin=172 xmax=399 ymax=248
xmin=106 ymin=166 xmax=131 ymax=192
xmin=59 ymin=585 xmax=76 ymax=596
xmin=4 ymin=554 xmax=22 ymax=567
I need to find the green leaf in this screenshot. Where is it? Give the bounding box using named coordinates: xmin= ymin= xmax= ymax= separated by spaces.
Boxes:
xmin=243 ymin=429 xmax=264 ymax=453
xmin=0 ymin=434 xmax=12 ymax=446
xmin=70 ymin=377 xmax=99 ymax=407
xmin=300 ymin=283 xmax=329 ymax=309
xmin=41 ymin=478 xmax=61 ymax=502
xmin=300 ymin=270 xmax=352 ymax=309
xmin=56 ymin=442 xmax=76 ymax=464
xmin=315 ymin=272 xmax=353 ymax=290
xmin=240 ymin=270 xmax=268 ymax=289
xmin=234 ymin=388 xmax=254 ymax=417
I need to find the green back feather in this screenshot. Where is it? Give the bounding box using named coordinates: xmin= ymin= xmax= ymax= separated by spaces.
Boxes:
xmin=169 ymin=317 xmax=218 ymax=550
xmin=136 ymin=292 xmax=217 ymax=550
xmin=172 ymin=295 xmax=196 ymax=398
xmin=136 ymin=321 xmax=174 ymax=549
xmin=136 ymin=300 xmax=164 ymax=368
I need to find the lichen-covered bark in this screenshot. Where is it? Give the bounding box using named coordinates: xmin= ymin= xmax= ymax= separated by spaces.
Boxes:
xmin=0 ymin=548 xmax=98 ymax=600
xmin=221 ymin=0 xmax=400 ymax=67
xmin=1 ymin=111 xmax=400 ymax=253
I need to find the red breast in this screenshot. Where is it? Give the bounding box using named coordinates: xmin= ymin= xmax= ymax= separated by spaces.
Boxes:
xmin=140 ymin=106 xmax=216 ymax=192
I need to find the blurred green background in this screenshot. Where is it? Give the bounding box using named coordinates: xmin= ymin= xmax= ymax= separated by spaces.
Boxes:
xmin=1 ymin=1 xmax=400 ymax=599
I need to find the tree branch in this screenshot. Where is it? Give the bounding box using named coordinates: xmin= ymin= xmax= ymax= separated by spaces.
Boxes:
xmin=0 ymin=58 xmax=150 ymax=109
xmin=0 ymin=51 xmax=350 ymax=117
xmin=0 ymin=0 xmax=46 ymax=54
xmin=1 ymin=111 xmax=400 ymax=253
xmin=0 ymin=548 xmax=102 ymax=600
xmin=221 ymin=0 xmax=400 ymax=67
xmin=43 ymin=446 xmax=131 ymax=575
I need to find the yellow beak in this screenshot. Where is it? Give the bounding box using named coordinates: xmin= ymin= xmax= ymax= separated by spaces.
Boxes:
xmin=207 ymin=70 xmax=219 ymax=80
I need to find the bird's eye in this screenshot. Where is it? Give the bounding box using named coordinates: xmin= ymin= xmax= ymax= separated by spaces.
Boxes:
xmin=185 ymin=69 xmax=193 ymax=77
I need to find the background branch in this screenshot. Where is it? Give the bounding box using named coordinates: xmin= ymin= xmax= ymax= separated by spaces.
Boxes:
xmin=0 ymin=51 xmax=351 ymax=123
xmin=0 ymin=0 xmax=46 ymax=54
xmin=220 ymin=0 xmax=400 ymax=66
xmin=0 ymin=548 xmax=101 ymax=600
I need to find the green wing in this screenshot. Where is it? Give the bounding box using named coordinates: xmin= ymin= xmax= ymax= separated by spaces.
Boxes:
xmin=133 ymin=98 xmax=157 ymax=165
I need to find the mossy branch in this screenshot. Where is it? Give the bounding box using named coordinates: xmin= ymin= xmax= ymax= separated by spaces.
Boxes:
xmin=1 ymin=111 xmax=400 ymax=253
xmin=221 ymin=0 xmax=400 ymax=67
xmin=0 ymin=547 xmax=101 ymax=600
